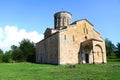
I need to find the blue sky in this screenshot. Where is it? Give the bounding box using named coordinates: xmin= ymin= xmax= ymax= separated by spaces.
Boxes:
xmin=0 ymin=0 xmax=120 ymax=51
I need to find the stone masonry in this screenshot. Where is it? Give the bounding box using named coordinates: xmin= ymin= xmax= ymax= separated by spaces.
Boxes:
xmin=36 ymin=11 xmax=107 ymax=65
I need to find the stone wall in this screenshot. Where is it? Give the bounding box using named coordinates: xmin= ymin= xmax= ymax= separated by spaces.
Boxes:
xmin=36 ymin=32 xmax=59 ymax=64
xmin=93 ymin=40 xmax=107 ymax=63
xmin=54 ymin=11 xmax=72 ymax=29
xmin=36 ymin=19 xmax=107 ymax=65
xmin=59 ymin=19 xmax=106 ymax=64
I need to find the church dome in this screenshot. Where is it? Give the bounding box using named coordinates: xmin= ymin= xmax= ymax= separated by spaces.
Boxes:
xmin=54 ymin=11 xmax=72 ymax=29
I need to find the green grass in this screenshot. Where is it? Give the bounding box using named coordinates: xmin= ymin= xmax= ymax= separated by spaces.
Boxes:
xmin=0 ymin=62 xmax=120 ymax=80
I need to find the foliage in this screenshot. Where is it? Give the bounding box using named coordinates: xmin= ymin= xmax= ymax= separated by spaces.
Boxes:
xmin=10 ymin=39 xmax=36 ymax=62
xmin=116 ymin=43 xmax=120 ymax=58
xmin=0 ymin=39 xmax=36 ymax=63
xmin=0 ymin=62 xmax=120 ymax=80
xmin=2 ymin=50 xmax=12 ymax=63
xmin=105 ymin=38 xmax=116 ymax=56
xmin=11 ymin=45 xmax=18 ymax=51
xmin=107 ymin=58 xmax=120 ymax=62
xmin=0 ymin=49 xmax=4 ymax=62
xmin=19 ymin=39 xmax=36 ymax=62
xmin=12 ymin=48 xmax=24 ymax=62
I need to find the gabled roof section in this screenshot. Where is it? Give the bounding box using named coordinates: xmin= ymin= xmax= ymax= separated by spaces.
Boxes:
xmin=81 ymin=38 xmax=103 ymax=47
xmin=44 ymin=28 xmax=53 ymax=34
xmin=71 ymin=19 xmax=94 ymax=26
xmin=84 ymin=38 xmax=103 ymax=42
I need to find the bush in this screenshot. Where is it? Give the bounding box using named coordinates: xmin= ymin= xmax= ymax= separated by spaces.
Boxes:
xmin=2 ymin=51 xmax=12 ymax=63
xmin=108 ymin=55 xmax=117 ymax=59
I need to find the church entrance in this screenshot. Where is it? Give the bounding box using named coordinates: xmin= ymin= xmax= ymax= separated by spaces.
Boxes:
xmin=85 ymin=54 xmax=89 ymax=63
xmin=81 ymin=38 xmax=104 ymax=64
xmin=81 ymin=42 xmax=92 ymax=64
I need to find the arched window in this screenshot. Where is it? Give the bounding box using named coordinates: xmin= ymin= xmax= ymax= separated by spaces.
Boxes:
xmin=62 ymin=18 xmax=64 ymax=26
xmin=84 ymin=27 xmax=88 ymax=34
xmin=64 ymin=17 xmax=66 ymax=22
xmin=73 ymin=35 xmax=75 ymax=41
xmin=67 ymin=19 xmax=69 ymax=25
xmin=86 ymin=28 xmax=88 ymax=34
xmin=64 ymin=35 xmax=66 ymax=40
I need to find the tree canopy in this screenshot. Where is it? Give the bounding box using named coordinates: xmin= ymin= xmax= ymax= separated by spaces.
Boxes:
xmin=19 ymin=39 xmax=36 ymax=62
xmin=105 ymin=38 xmax=116 ymax=57
xmin=0 ymin=49 xmax=3 ymax=62
xmin=116 ymin=43 xmax=120 ymax=58
xmin=11 ymin=39 xmax=36 ymax=62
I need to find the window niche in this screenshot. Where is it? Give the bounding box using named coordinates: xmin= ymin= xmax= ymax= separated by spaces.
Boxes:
xmin=84 ymin=23 xmax=88 ymax=35
xmin=84 ymin=27 xmax=88 ymax=34
xmin=73 ymin=35 xmax=75 ymax=41
xmin=64 ymin=35 xmax=66 ymax=40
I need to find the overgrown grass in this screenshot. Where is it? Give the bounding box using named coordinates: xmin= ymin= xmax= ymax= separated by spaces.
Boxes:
xmin=0 ymin=62 xmax=120 ymax=80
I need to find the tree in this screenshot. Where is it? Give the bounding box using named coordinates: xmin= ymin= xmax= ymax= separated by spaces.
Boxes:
xmin=105 ymin=38 xmax=116 ymax=57
xmin=10 ymin=39 xmax=36 ymax=62
xmin=0 ymin=49 xmax=4 ymax=62
xmin=116 ymin=43 xmax=120 ymax=58
xmin=2 ymin=50 xmax=12 ymax=63
xmin=11 ymin=45 xmax=24 ymax=62
xmin=12 ymin=48 xmax=24 ymax=62
xmin=19 ymin=39 xmax=36 ymax=62
xmin=11 ymin=45 xmax=18 ymax=51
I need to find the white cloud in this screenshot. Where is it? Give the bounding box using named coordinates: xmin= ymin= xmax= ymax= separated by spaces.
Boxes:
xmin=0 ymin=25 xmax=44 ymax=52
xmin=0 ymin=27 xmax=3 ymax=38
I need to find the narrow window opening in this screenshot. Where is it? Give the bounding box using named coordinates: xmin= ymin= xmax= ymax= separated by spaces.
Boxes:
xmin=84 ymin=27 xmax=88 ymax=34
xmin=64 ymin=35 xmax=66 ymax=40
xmin=64 ymin=17 xmax=66 ymax=22
xmin=63 ymin=18 xmax=64 ymax=26
xmin=86 ymin=28 xmax=88 ymax=34
xmin=73 ymin=35 xmax=75 ymax=41
xmin=67 ymin=19 xmax=69 ymax=25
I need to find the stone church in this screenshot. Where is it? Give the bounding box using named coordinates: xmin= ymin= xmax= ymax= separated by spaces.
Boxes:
xmin=36 ymin=11 xmax=107 ymax=65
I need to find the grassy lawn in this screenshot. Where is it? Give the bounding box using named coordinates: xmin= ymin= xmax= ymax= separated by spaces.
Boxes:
xmin=0 ymin=62 xmax=120 ymax=80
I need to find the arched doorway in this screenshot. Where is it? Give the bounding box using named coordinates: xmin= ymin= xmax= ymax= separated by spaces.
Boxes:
xmin=83 ymin=46 xmax=92 ymax=63
xmin=85 ymin=54 xmax=89 ymax=63
xmin=80 ymin=38 xmax=104 ymax=64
